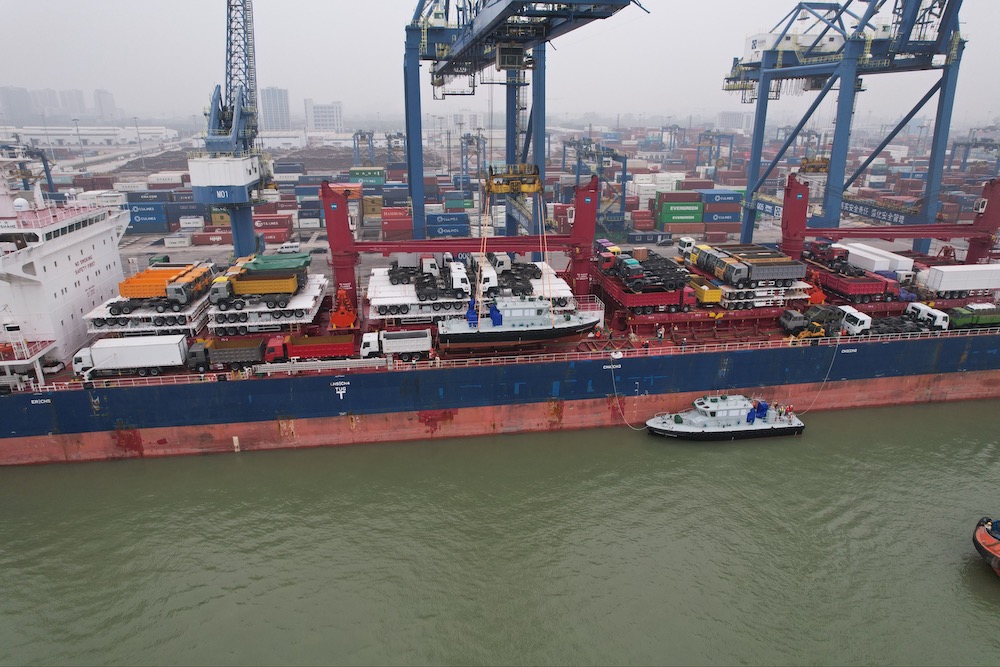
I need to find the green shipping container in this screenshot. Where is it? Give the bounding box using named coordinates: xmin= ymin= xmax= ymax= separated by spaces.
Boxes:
xmin=658 ymin=212 xmax=704 ymax=223
xmin=657 ymin=202 xmax=704 ymax=214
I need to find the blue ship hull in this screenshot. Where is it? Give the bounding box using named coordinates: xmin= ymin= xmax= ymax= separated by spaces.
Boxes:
xmin=2 ymin=332 xmax=1000 ymax=464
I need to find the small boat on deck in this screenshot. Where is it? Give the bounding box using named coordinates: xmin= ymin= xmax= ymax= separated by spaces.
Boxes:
xmin=645 ymin=394 xmax=805 ymax=441
xmin=973 ymin=517 xmax=1000 ymax=576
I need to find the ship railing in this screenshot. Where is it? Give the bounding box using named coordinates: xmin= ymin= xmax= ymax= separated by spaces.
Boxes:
xmin=15 ymin=326 xmax=1000 ymax=392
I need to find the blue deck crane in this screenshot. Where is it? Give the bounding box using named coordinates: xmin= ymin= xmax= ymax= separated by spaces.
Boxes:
xmin=725 ymin=1 xmax=965 ymax=252
xmin=403 ymin=0 xmax=640 ymax=239
xmin=189 ymin=0 xmax=269 ymax=258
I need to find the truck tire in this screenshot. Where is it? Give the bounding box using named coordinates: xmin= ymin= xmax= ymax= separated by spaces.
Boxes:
xmin=94 ymin=318 xmax=105 ymax=327
xmin=852 ymin=296 xmax=862 ymax=304
xmin=411 ymin=352 xmax=422 ymax=362
xmin=156 ymin=304 xmax=166 ymax=313
xmin=196 ymin=364 xmax=207 ymax=374
xmin=377 ymin=305 xmax=388 ymax=315
xmin=166 ymin=316 xmax=178 ymax=326
xmin=390 ymin=276 xmax=400 ymax=285
xmin=294 ymin=310 xmax=305 ymax=318
xmin=400 ymin=304 xmax=410 ymax=314
xmin=454 ymin=289 xmax=464 ymax=299
xmin=171 ymin=304 xmax=181 ymax=313
xmin=230 ymin=362 xmax=242 ymax=371
xmin=154 ymin=317 xmax=165 ymax=326
xmin=557 ymin=297 xmax=568 ymax=307
xmin=149 ymin=368 xmax=160 ymax=376
xmin=121 ymin=303 xmax=133 ymax=314
xmin=265 ymin=300 xmax=276 ymax=309
xmin=418 ymin=292 xmax=427 ymax=302
xmin=278 ymin=298 xmax=289 ymax=308
xmin=862 ymin=295 xmax=871 ymax=303
xmin=218 ymin=301 xmax=229 ymax=311
xmin=668 ymin=305 xmax=678 ymax=313
xmin=138 ymin=368 xmax=148 ymax=377
xmin=682 ymin=305 xmax=691 ymax=312
xmin=399 ymin=352 xmax=411 ymax=362
xmin=216 ymin=314 xmax=226 ymax=324
xmin=239 ymin=313 xmax=249 ymax=322
xmin=429 ymin=292 xmax=438 ymax=301
xmin=237 ymin=326 xmax=248 ymax=335
xmin=109 ymin=305 xmax=121 ymax=316
xmin=233 ymin=301 xmax=244 ymax=311
xmin=118 ymin=318 xmax=129 ymax=326
xmin=884 ymin=294 xmax=894 ymax=302
xmin=388 ymin=305 xmax=399 ymax=315
xmin=960 ymin=291 xmax=969 ymax=299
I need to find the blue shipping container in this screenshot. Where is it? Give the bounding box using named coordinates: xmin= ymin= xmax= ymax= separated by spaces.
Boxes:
xmin=171 ymin=191 xmax=195 ymax=202
xmin=428 ymin=224 xmax=471 ymax=238
xmin=126 ymin=219 xmax=170 ymax=233
xmin=426 ymin=213 xmax=470 ymax=226
xmin=704 ymin=212 xmax=741 ymax=223
xmin=696 ymin=189 xmax=743 ymax=204
xmin=127 ymin=191 xmax=172 ymax=203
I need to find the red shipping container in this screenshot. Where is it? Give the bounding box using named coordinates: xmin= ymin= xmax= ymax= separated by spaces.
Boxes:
xmin=192 ymin=231 xmax=233 ymax=245
xmin=203 ymin=225 xmax=231 ymax=232
xmin=660 ymin=223 xmax=705 ymax=234
xmin=679 ymin=179 xmax=715 ymax=191
xmin=147 ymin=182 xmax=176 ymax=190
xmin=262 ymin=229 xmax=290 ymax=244
xmin=383 ymin=229 xmax=413 ymax=241
xmin=253 ymin=218 xmax=293 ymax=230
xmin=624 ymin=196 xmax=639 ymax=212
xmin=382 ymin=207 xmax=412 ymax=220
xmin=702 ymin=203 xmax=742 ymax=214
xmin=382 ymin=217 xmax=413 ymax=231
xmin=254 ymin=202 xmax=278 ymax=214
xmin=168 ymin=221 xmax=180 ymax=233
xmin=276 ymin=201 xmax=298 ymax=211
xmin=703 ymin=222 xmax=742 ymax=234
xmin=657 ymin=191 xmax=701 ymax=203
xmin=631 ymin=218 xmax=655 ymax=231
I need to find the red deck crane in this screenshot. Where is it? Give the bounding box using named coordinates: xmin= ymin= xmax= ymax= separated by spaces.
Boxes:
xmin=320 ymin=176 xmax=601 ymax=312
xmin=780 ymin=173 xmax=1000 ymax=263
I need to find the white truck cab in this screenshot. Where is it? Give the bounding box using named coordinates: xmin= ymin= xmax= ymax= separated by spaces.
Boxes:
xmin=837 ymin=305 xmax=872 ymax=335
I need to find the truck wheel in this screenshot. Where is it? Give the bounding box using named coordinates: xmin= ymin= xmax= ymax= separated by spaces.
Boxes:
xmin=215 ymin=314 xmax=225 ymax=323
xmin=390 ymin=277 xmax=400 ymax=285
xmin=237 ymin=326 xmax=248 ymax=335
xmin=454 ymin=289 xmax=464 ymax=299
xmin=149 ymin=368 xmax=160 ymax=376
xmin=682 ymin=305 xmax=691 ymax=312
xmin=109 ymin=305 xmax=121 ymax=316
xmin=138 ymin=368 xmax=148 ymax=377
xmin=862 ymin=295 xmax=871 ymax=303
xmin=400 ymin=305 xmax=410 ymax=314
xmin=234 ymin=301 xmax=244 ymax=311
xmin=230 ymin=363 xmax=242 ymax=371
xmin=171 ymin=304 xmax=181 ymax=313
xmin=399 ymin=353 xmax=411 ymax=362
xmin=237 ymin=313 xmax=247 ymax=322
xmin=668 ymin=305 xmax=678 ymax=314
xmin=121 ymin=304 xmax=133 ymax=314
xmin=885 ymin=294 xmax=894 ymax=302
xmin=389 ymin=305 xmax=399 ymax=315
xmin=294 ymin=310 xmax=304 ymax=318
xmin=411 ymin=352 xmax=422 ymax=362
xmin=154 ymin=317 xmax=165 ymax=326
xmin=218 ymin=301 xmax=229 ymax=311
xmin=94 ymin=318 xmax=105 ymax=327
xmin=432 ymin=303 xmax=442 ymax=311
xmin=960 ymin=291 xmax=969 ymax=299
xmin=156 ymin=304 xmax=166 ymax=313
xmin=196 ymin=364 xmax=207 ymax=373
xmin=265 ymin=300 xmax=276 ymax=309
xmin=852 ymin=296 xmax=862 ymax=304
xmin=418 ymin=292 xmax=427 ymax=302
xmin=276 ymin=298 xmax=288 ymax=308
xmin=429 ymin=293 xmax=438 ymax=301
xmin=377 ymin=305 xmax=388 ymax=315
xmin=119 ymin=318 xmax=129 ymax=326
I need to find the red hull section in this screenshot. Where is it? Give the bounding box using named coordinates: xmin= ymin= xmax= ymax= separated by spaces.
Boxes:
xmin=6 ymin=369 xmax=1000 ymax=466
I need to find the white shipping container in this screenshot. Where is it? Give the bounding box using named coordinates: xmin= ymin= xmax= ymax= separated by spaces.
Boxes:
xmin=84 ymin=334 xmax=189 ymax=372
xmin=925 ymin=264 xmax=1000 ymax=292
xmin=164 ymin=233 xmax=192 ymax=248
xmin=113 ymin=181 xmax=147 ymax=192
xmin=842 ymin=242 xmax=913 ymax=272
xmin=297 ymin=218 xmax=322 ymax=229
xmin=178 ymin=216 xmax=204 ymax=230
xmin=840 ymin=245 xmax=890 ymax=272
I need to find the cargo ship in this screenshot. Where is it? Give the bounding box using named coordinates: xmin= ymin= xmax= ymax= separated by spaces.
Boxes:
xmin=3 ymin=163 xmax=1000 ymax=466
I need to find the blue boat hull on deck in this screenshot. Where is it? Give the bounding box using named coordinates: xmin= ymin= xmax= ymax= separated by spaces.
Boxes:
xmin=2 ymin=332 xmax=1000 ymax=464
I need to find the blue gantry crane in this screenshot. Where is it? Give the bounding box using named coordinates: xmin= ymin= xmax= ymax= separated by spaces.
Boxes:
xmin=385 ymin=132 xmax=408 ymax=165
xmin=459 ymin=131 xmax=487 ymax=197
xmin=189 ymin=0 xmax=268 ymax=258
xmin=403 ymin=0 xmax=639 ymax=239
xmin=561 ymin=137 xmax=628 ymax=231
xmin=353 ymin=130 xmax=376 ymax=167
xmin=725 ymin=1 xmax=965 ymax=252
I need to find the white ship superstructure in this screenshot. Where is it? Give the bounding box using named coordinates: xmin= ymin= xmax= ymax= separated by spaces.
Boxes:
xmin=0 ymin=147 xmax=128 ymax=383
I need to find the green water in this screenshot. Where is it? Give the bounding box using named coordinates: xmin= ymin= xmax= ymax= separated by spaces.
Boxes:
xmin=2 ymin=401 xmax=1000 ymax=666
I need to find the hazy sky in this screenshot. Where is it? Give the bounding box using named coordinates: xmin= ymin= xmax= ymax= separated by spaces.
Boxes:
xmin=6 ymin=1 xmax=999 ymax=128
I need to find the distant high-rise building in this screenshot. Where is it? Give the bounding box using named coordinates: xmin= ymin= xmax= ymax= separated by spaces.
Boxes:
xmin=30 ymin=89 xmax=60 ymax=117
xmin=450 ymin=111 xmax=485 ymax=133
xmin=260 ymin=87 xmax=291 ymax=131
xmin=716 ymin=111 xmax=755 ymax=132
xmin=93 ymin=89 xmax=117 ymax=121
xmin=304 ymin=99 xmax=344 ymax=132
xmin=0 ymin=87 xmax=34 ymax=125
xmin=60 ymin=89 xmax=87 ymax=117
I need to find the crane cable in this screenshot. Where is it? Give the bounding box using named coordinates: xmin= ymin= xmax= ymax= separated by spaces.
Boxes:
xmin=535 ymin=183 xmax=556 ymax=328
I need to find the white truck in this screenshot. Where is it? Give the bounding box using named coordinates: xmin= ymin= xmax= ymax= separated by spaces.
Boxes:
xmin=73 ymin=334 xmax=190 ymax=379
xmin=836 ymin=305 xmax=872 ymax=335
xmin=359 ymin=329 xmax=434 ymax=362
xmin=918 ymin=264 xmax=1000 ymax=299
xmin=904 ymin=302 xmax=950 ymax=330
